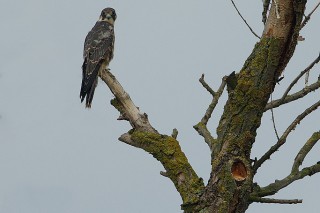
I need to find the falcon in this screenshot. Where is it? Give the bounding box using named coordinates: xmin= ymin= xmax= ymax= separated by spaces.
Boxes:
xmin=80 ymin=8 xmax=117 ymax=108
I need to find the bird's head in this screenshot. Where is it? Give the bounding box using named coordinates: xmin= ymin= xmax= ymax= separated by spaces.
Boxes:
xmin=99 ymin=8 xmax=117 ymax=25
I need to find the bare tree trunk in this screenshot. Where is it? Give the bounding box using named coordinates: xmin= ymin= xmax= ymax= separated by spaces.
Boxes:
xmin=189 ymin=1 xmax=307 ymax=212
xmin=190 ymin=0 xmax=306 ymax=213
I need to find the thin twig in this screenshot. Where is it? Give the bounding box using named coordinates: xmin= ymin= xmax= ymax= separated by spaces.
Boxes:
xmin=265 ymin=80 xmax=320 ymax=111
xmin=250 ymin=197 xmax=302 ymax=204
xmin=194 ymin=75 xmax=226 ymax=153
xmin=199 ymin=74 xmax=216 ymax=96
xmin=301 ymin=1 xmax=320 ymax=29
xmin=201 ymin=76 xmax=227 ymax=125
xmin=262 ymin=0 xmax=271 ymax=24
xmin=254 ymin=100 xmax=320 ymax=172
xmin=278 ymin=53 xmax=320 ymax=105
xmin=270 ymin=93 xmax=280 ymax=140
xmin=230 ymin=0 xmax=261 ymax=39
xmin=291 ymin=132 xmax=320 ymax=174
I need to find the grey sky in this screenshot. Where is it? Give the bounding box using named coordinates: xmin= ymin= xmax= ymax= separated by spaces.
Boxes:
xmin=0 ymin=0 xmax=319 ymax=212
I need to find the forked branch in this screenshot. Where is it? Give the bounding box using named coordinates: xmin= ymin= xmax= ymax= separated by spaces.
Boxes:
xmin=99 ymin=69 xmax=204 ymax=206
xmin=254 ymin=100 xmax=320 ymax=172
xmin=194 ymin=75 xmax=226 ymax=152
xmin=201 ymin=75 xmax=227 ymax=125
xmin=301 ymin=1 xmax=320 ymax=29
xmin=291 ymin=132 xmax=320 ymax=174
xmin=278 ymin=54 xmax=320 ymax=105
xmin=265 ymin=80 xmax=320 ymax=111
xmin=193 ymin=123 xmax=216 ymax=151
xmin=252 ymin=132 xmax=320 ymax=198
xmin=265 ymin=54 xmax=320 ymax=111
xmin=253 ymin=162 xmax=320 ymax=197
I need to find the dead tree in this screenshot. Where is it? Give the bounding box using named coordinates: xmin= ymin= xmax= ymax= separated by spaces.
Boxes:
xmin=97 ymin=1 xmax=320 ymax=212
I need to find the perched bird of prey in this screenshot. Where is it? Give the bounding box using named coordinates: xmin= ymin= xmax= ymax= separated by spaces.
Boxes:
xmin=80 ymin=8 xmax=117 ymax=108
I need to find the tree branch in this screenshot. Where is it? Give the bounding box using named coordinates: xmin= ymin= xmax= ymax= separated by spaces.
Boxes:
xmin=300 ymin=1 xmax=320 ymax=29
xmin=99 ymin=69 xmax=205 ymax=206
xmin=265 ymin=80 xmax=320 ymax=111
xmin=99 ymin=69 xmax=156 ymax=132
xmin=254 ymin=100 xmax=320 ymax=172
xmin=277 ymin=54 xmax=320 ymax=106
xmin=291 ymin=131 xmax=320 ymax=174
xmin=230 ymin=0 xmax=261 ymax=39
xmin=197 ymin=0 xmax=308 ymax=210
xmin=119 ymin=131 xmax=205 ymax=206
xmin=270 ymin=93 xmax=280 ymax=140
xmin=250 ymin=197 xmax=302 ymax=204
xmin=199 ymin=74 xmax=215 ymax=97
xmin=201 ymin=76 xmax=227 ymax=125
xmin=193 ymin=75 xmax=226 ymax=152
xmin=252 ymin=132 xmax=320 ymax=197
xmin=253 ymin=163 xmax=320 ymax=197
xmin=193 ymin=122 xmax=216 ymax=151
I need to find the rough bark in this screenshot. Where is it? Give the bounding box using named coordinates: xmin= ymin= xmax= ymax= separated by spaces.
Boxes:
xmin=99 ymin=70 xmax=205 ymax=206
xmin=190 ymin=1 xmax=307 ymax=212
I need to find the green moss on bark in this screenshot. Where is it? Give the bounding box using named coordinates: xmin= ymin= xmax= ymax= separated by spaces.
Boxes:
xmin=130 ymin=131 xmax=205 ymax=207
xmin=201 ymin=37 xmax=290 ymax=213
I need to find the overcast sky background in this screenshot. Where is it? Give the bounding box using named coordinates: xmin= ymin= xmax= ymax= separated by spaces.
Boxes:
xmin=0 ymin=0 xmax=319 ymax=212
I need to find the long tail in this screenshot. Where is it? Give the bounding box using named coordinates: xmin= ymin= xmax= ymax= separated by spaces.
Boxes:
xmin=80 ymin=59 xmax=101 ymax=108
xmin=84 ymin=77 xmax=97 ymax=108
